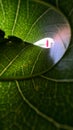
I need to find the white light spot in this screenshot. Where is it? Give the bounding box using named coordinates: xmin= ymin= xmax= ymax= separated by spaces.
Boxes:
xmin=34 ymin=38 xmax=55 ymax=48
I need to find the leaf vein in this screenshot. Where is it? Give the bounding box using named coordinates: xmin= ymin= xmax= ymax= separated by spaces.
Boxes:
xmin=12 ymin=0 xmax=21 ymax=35
xmin=27 ymin=0 xmax=29 ymax=19
xmin=40 ymin=75 xmax=73 ymax=82
xmin=16 ymin=80 xmax=73 ymax=130
xmin=0 ymin=45 xmax=31 ymax=77
xmin=69 ymin=8 xmax=73 ymax=16
xmin=0 ymin=0 xmax=5 ymax=24
xmin=25 ymin=8 xmax=51 ymax=40
xmin=31 ymin=49 xmax=42 ymax=74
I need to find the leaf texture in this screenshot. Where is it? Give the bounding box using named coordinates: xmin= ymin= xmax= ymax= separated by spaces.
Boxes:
xmin=0 ymin=0 xmax=73 ymax=130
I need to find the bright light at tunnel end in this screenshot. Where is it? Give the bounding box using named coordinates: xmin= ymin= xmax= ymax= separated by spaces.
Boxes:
xmin=34 ymin=38 xmax=55 ymax=48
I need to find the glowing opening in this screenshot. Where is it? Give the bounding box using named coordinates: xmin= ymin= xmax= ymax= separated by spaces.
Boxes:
xmin=34 ymin=38 xmax=55 ymax=48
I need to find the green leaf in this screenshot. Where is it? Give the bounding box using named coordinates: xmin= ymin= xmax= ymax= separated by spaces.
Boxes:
xmin=0 ymin=0 xmax=73 ymax=130
xmin=0 ymin=0 xmax=71 ymax=79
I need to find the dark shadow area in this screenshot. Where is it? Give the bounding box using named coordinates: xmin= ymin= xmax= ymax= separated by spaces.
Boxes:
xmin=8 ymin=35 xmax=31 ymax=47
xmin=0 ymin=119 xmax=4 ymax=130
xmin=0 ymin=29 xmax=23 ymax=44
xmin=8 ymin=35 xmax=23 ymax=43
xmin=0 ymin=29 xmax=31 ymax=46
xmin=0 ymin=29 xmax=9 ymax=44
xmin=0 ymin=29 xmax=5 ymax=39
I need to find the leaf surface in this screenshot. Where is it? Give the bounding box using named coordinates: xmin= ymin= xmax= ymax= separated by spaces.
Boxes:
xmin=0 ymin=0 xmax=73 ymax=130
